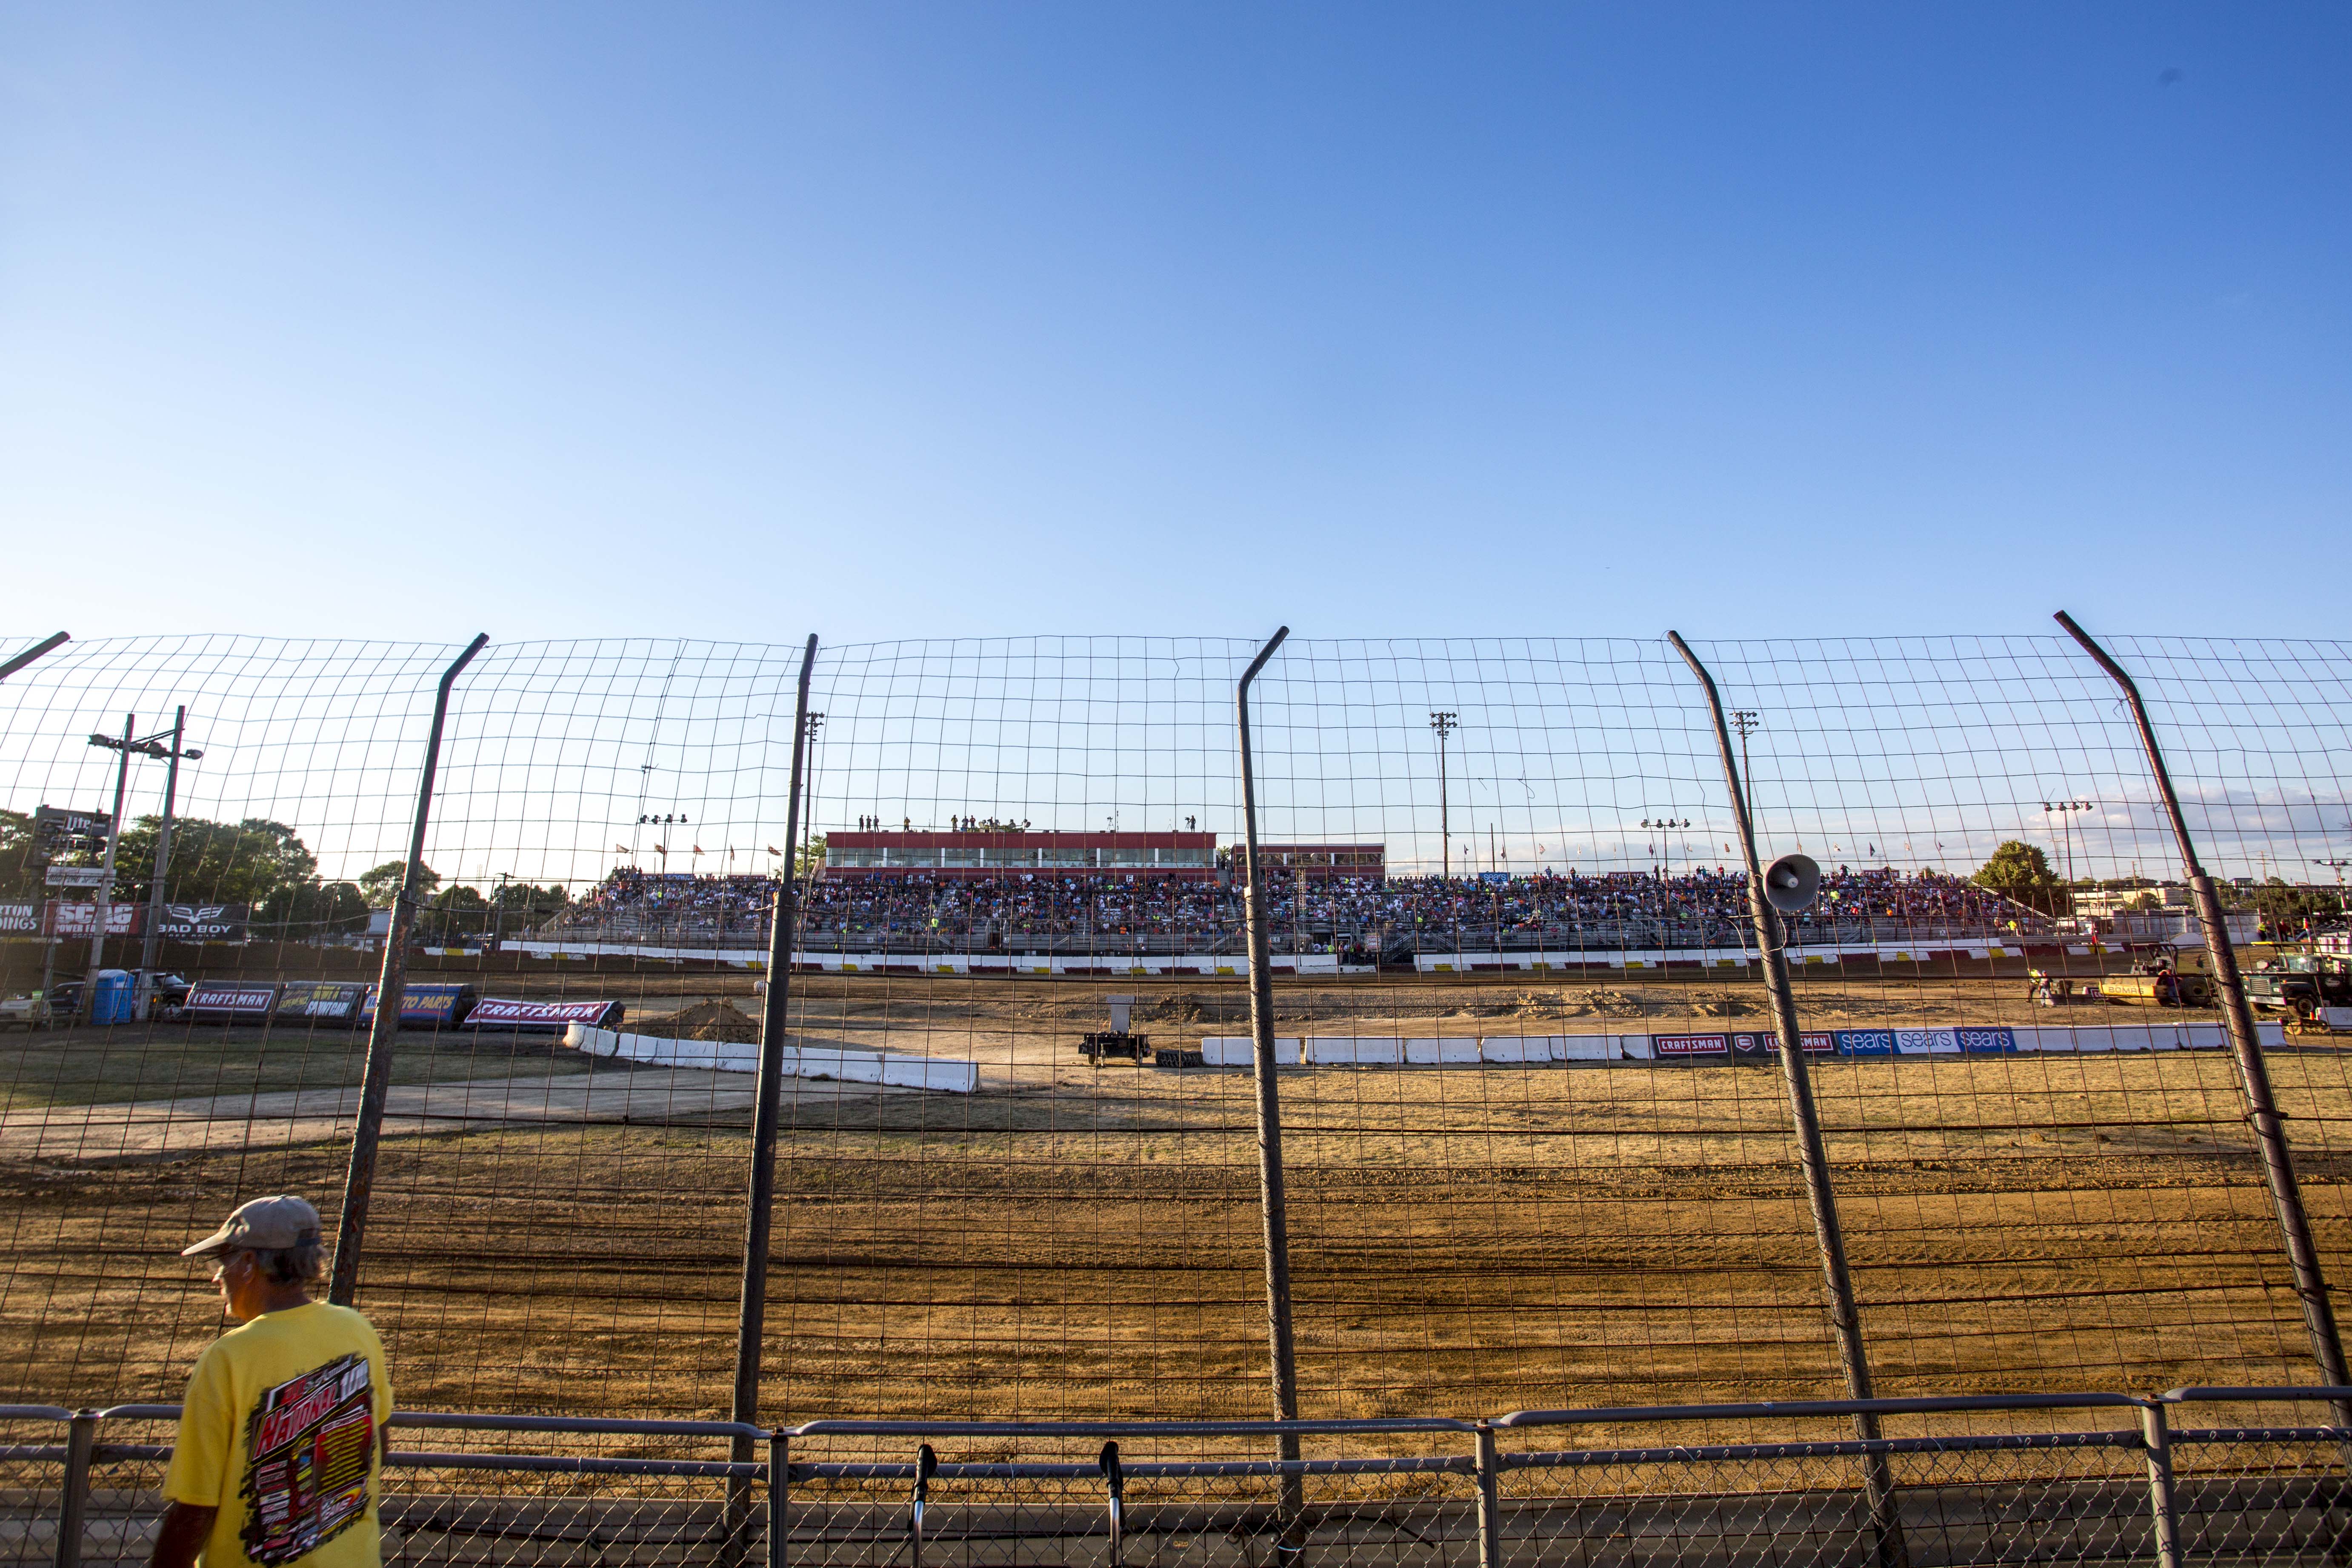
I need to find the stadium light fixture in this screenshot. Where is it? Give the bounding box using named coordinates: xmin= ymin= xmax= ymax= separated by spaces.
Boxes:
xmin=1429 ymin=713 xmax=1458 ymax=878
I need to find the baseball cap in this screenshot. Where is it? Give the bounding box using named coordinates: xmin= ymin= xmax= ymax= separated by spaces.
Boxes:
xmin=181 ymin=1195 xmax=323 ymax=1258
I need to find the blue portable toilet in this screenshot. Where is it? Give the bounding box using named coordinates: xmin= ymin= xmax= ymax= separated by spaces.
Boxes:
xmin=89 ymin=970 xmax=135 ymax=1025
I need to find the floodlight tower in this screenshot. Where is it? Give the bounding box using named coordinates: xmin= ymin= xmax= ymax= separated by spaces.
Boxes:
xmin=1429 ymin=712 xmax=1459 ymax=880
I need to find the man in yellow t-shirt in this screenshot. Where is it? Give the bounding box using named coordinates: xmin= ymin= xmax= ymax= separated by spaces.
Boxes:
xmin=154 ymin=1197 xmax=393 ymax=1568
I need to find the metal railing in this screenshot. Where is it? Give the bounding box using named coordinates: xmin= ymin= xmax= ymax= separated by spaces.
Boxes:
xmin=11 ymin=1387 xmax=2352 ymax=1567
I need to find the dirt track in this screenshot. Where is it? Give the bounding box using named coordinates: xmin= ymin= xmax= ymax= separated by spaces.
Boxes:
xmin=5 ymin=968 xmax=2348 ymax=1428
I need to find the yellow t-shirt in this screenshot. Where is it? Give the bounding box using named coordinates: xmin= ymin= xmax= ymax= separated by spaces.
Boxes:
xmin=161 ymin=1302 xmax=393 ymax=1568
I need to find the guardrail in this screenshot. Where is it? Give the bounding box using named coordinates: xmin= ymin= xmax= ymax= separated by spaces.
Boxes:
xmin=7 ymin=1388 xmax=2351 ymax=1566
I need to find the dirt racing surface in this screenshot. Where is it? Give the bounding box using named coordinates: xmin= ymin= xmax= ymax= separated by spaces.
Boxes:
xmin=4 ymin=965 xmax=2348 ymax=1429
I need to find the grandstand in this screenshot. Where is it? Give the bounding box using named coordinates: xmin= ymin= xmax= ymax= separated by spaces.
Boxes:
xmin=551 ymin=862 xmax=2045 ymax=957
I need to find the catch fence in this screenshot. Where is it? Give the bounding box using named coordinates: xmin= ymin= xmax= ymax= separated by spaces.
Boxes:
xmin=1 ymin=629 xmax=2351 ymax=1441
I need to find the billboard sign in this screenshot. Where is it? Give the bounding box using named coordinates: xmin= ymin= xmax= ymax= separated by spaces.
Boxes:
xmin=1957 ymin=1026 xmax=2018 ymax=1055
xmin=46 ymin=901 xmax=139 ymax=937
xmin=465 ymin=997 xmax=626 ymax=1032
xmin=184 ymin=982 xmax=281 ymax=1022
xmin=360 ymin=982 xmax=477 ymax=1029
xmin=154 ymin=903 xmax=250 ymax=943
xmin=1836 ymin=1029 xmax=1900 ymax=1057
xmin=0 ymin=904 xmax=37 ymax=937
xmin=1650 ymin=1032 xmax=1729 ymax=1058
xmin=30 ymin=806 xmax=109 ymax=865
xmin=1728 ymin=1030 xmax=1837 ymax=1055
xmin=44 ymin=866 xmax=109 ymax=889
xmin=276 ymin=981 xmax=370 ymax=1025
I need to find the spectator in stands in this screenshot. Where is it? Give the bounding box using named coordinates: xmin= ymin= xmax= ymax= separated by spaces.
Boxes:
xmin=153 ymin=1196 xmax=393 ymax=1568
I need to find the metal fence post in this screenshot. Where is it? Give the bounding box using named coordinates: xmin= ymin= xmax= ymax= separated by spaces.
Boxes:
xmin=768 ymin=1431 xmax=791 ymax=1568
xmin=1100 ymin=1439 xmax=1125 ymax=1568
xmin=732 ymin=635 xmax=819 ymax=1537
xmin=329 ymin=633 xmax=487 ymax=1307
xmin=1475 ymin=1422 xmax=1502 ymax=1568
xmin=0 ymin=631 xmax=69 ymax=683
xmin=54 ymin=1410 xmax=94 ymax=1568
xmin=911 ymin=1442 xmax=937 ymax=1568
xmin=2141 ymin=1400 xmax=2181 ymax=1568
xmin=1236 ymin=626 xmax=1306 ymax=1552
xmin=2057 ymin=613 xmax=2352 ymax=1428
xmin=1668 ymin=632 xmax=1907 ymax=1568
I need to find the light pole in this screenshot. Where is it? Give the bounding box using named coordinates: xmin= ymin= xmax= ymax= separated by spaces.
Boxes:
xmin=80 ymin=714 xmax=136 ymax=1008
xmin=2043 ymin=799 xmax=2091 ymax=888
xmin=131 ymin=708 xmax=203 ymax=1017
xmin=1430 ymin=712 xmax=1458 ymax=879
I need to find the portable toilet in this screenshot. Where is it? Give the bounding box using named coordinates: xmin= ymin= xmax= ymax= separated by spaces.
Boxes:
xmin=89 ymin=969 xmax=135 ymax=1025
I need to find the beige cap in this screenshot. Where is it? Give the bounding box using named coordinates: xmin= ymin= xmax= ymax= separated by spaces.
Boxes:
xmin=182 ymin=1195 xmax=322 ymax=1258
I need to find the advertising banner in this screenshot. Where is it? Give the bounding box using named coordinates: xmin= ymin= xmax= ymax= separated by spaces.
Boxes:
xmin=465 ymin=997 xmax=625 ymax=1032
xmin=360 ymin=982 xmax=477 ymax=1029
xmin=1730 ymin=1031 xmax=1839 ymax=1057
xmin=276 ymin=981 xmax=370 ymax=1025
xmin=44 ymin=866 xmax=110 ymax=889
xmin=1896 ymin=1028 xmax=1961 ymax=1054
xmin=153 ymin=903 xmax=251 ymax=943
xmin=183 ymin=982 xmax=280 ymax=1022
xmin=1956 ymin=1026 xmax=2018 ymax=1054
xmin=1836 ymin=1029 xmax=1899 ymax=1056
xmin=0 ymin=903 xmax=37 ymax=936
xmin=45 ymin=902 xmax=140 ymax=937
xmin=1650 ymin=1032 xmax=1729 ymax=1058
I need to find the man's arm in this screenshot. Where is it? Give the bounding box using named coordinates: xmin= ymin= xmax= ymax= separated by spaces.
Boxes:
xmin=151 ymin=1501 xmax=216 ymax=1568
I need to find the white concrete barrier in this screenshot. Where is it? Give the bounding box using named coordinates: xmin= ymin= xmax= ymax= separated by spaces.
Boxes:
xmin=1404 ymin=1037 xmax=1483 ymax=1065
xmin=1309 ymin=1037 xmax=1403 ymax=1066
xmin=1478 ymin=1037 xmax=1553 ymax=1064
xmin=1199 ymin=1037 xmax=1301 ymax=1067
xmin=1550 ymin=1036 xmax=1620 ymax=1061
xmin=1615 ymin=1034 xmax=1657 ymax=1060
xmin=562 ymin=1025 xmax=977 ymax=1092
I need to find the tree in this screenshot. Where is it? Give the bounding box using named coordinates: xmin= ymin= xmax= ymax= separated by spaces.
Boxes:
xmin=422 ymin=883 xmax=490 ymax=940
xmin=360 ymin=860 xmax=440 ymax=908
xmin=2249 ymin=878 xmax=2345 ymax=936
xmin=1973 ymin=840 xmax=2065 ymax=914
xmin=255 ymin=880 xmax=372 ymax=940
xmin=0 ymin=809 xmax=35 ymax=900
xmin=489 ymin=880 xmax=571 ymax=934
xmin=795 ymin=835 xmax=826 ymax=880
xmin=110 ymin=816 xmax=319 ymax=908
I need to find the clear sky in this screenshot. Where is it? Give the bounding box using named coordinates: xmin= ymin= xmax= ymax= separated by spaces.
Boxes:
xmin=3 ymin=5 xmax=2346 ymax=645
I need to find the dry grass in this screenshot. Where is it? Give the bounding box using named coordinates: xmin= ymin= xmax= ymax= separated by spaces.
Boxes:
xmin=5 ymin=968 xmax=2349 ymax=1433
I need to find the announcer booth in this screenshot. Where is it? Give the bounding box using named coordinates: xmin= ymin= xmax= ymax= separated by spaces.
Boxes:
xmin=826 ymin=831 xmax=1217 ymax=879
xmin=1245 ymin=843 xmax=1386 ymax=881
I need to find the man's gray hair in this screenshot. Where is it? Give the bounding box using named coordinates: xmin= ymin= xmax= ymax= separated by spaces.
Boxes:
xmin=247 ymin=1238 xmax=325 ymax=1288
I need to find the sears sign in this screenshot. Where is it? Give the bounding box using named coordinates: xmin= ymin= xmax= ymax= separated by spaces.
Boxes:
xmin=154 ymin=904 xmax=250 ymax=943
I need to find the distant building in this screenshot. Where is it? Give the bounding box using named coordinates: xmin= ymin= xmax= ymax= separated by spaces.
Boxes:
xmin=1243 ymin=843 xmax=1386 ymax=880
xmin=826 ymin=831 xmax=1217 ymax=879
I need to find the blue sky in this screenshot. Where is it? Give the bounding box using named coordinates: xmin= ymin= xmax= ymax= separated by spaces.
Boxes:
xmin=3 ymin=5 xmax=2346 ymax=644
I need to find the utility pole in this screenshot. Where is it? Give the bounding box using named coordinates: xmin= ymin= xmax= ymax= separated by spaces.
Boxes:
xmin=134 ymin=708 xmax=202 ymax=1017
xmin=1430 ymin=712 xmax=1458 ymax=879
xmin=82 ymin=715 xmax=136 ymax=1006
xmin=1730 ymin=711 xmax=1760 ymax=826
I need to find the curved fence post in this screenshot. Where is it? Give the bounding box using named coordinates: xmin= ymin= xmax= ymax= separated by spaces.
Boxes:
xmin=329 ymin=633 xmax=488 ymax=1306
xmin=1668 ymin=631 xmax=1907 ymax=1568
xmin=2056 ymin=612 xmax=2352 ymax=1431
xmin=729 ymin=634 xmax=819 ymax=1553
xmin=1236 ymin=625 xmax=1305 ymax=1556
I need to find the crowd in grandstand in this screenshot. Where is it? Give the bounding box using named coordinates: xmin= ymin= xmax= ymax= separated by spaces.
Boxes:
xmin=557 ymin=863 xmax=2039 ymax=949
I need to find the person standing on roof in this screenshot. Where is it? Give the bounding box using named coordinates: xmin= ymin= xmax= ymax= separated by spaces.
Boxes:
xmin=152 ymin=1196 xmax=393 ymax=1568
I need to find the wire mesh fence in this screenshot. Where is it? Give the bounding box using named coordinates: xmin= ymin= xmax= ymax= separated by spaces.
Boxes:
xmin=3 ymin=631 xmax=2352 ymax=1435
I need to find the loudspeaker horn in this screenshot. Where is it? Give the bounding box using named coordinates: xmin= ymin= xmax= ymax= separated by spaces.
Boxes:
xmin=1761 ymin=853 xmax=1820 ymax=915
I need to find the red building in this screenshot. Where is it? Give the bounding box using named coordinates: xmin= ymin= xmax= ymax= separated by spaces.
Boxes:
xmin=825 ymin=831 xmax=1218 ymax=879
